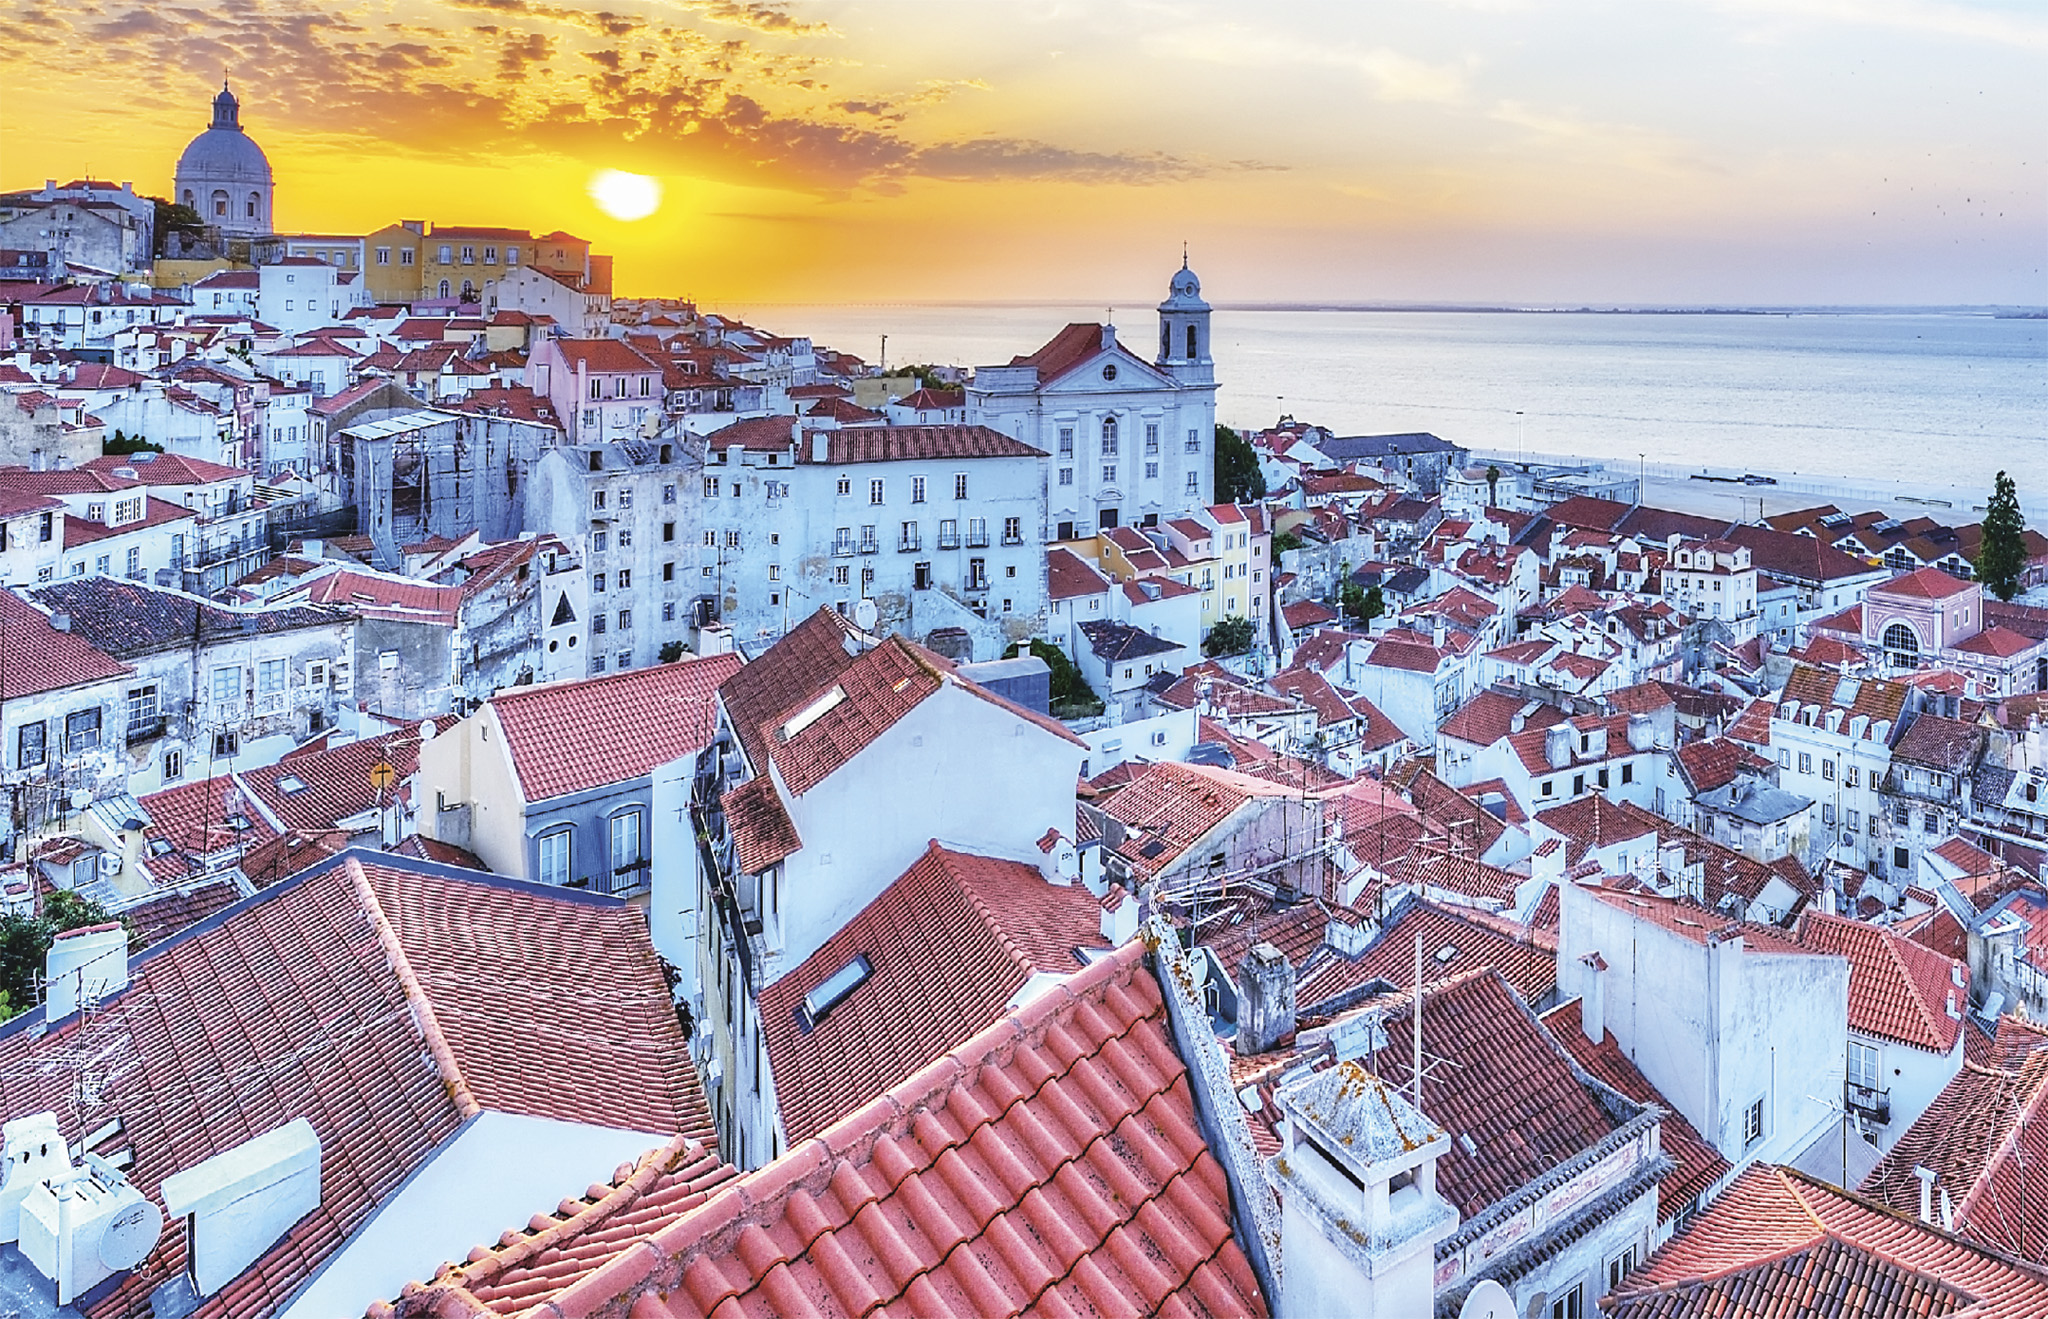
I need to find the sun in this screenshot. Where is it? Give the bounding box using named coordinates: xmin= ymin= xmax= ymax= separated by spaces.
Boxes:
xmin=588 ymin=169 xmax=662 ymax=221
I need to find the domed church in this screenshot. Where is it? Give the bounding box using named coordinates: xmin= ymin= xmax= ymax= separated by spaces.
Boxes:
xmin=174 ymin=80 xmax=274 ymax=237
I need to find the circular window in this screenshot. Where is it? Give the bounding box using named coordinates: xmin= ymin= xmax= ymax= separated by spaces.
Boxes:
xmin=1102 ymin=364 xmax=1118 ymax=381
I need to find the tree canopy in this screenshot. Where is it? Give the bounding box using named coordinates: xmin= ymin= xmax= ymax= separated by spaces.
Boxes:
xmin=1204 ymin=616 xmax=1256 ymax=658
xmin=0 ymin=890 xmax=126 ymax=1022
xmin=1976 ymin=471 xmax=2027 ymax=602
xmin=1214 ymin=425 xmax=1266 ymax=505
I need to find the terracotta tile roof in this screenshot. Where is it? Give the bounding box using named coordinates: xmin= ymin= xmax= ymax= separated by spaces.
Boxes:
xmin=1878 ymin=564 xmax=1980 ymax=600
xmin=1047 ymin=545 xmax=1110 ymax=600
xmin=1673 ymin=737 xmax=1774 ymax=796
xmin=302 ymin=568 xmax=464 ymax=624
xmin=759 ymin=844 xmax=1109 ymax=1144
xmin=1542 ymin=997 xmax=1730 ymax=1220
xmin=81 ymin=451 xmax=245 ymax=484
xmin=58 ymin=494 xmax=200 ymax=546
xmin=1280 ymin=599 xmax=1338 ymax=630
xmin=1954 ymin=625 xmax=2042 ymax=659
xmin=1863 ymin=1021 xmax=2048 ymax=1263
xmin=718 ymin=607 xmax=863 ymax=774
xmin=1364 ymin=635 xmax=1445 ymax=673
xmin=137 ymin=772 xmax=282 ymax=881
xmin=241 ymin=717 xmax=460 ymax=835
xmin=491 ymin=653 xmax=744 ymax=803
xmin=1611 ymin=1166 xmax=2048 ymax=1317
xmin=1157 ymin=670 xmax=1300 ymax=718
xmin=1726 ymin=694 xmax=1776 ymax=748
xmin=1345 ymin=898 xmax=1557 ymax=1008
xmin=1097 ymin=760 xmax=1300 ymax=879
xmin=28 ymin=577 xmax=348 ymax=657
xmin=379 ymin=1136 xmax=738 ymax=1317
xmin=0 ymin=851 xmax=712 ymax=1319
xmin=1585 ymin=886 xmax=1808 ymax=953
xmin=0 ymin=586 xmax=132 ymax=698
xmin=1439 ymin=687 xmax=1568 ymax=747
xmin=722 ymin=772 xmax=801 ymax=873
xmin=702 ymin=413 xmax=799 ymax=451
xmin=1799 ymin=910 xmax=1969 ymax=1052
xmin=1008 ymin=320 xmax=1115 ymax=385
xmin=553 ymin=337 xmax=662 ymax=374
xmin=521 ymin=939 xmax=1270 ymax=1319
xmin=804 ymin=423 xmax=1045 ymax=463
xmin=1287 ymin=627 xmax=1370 ymax=676
xmin=1895 ymin=714 xmax=1990 ymax=773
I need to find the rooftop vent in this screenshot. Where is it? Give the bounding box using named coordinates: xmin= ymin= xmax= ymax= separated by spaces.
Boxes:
xmin=160 ymin=1119 xmax=320 ymax=1298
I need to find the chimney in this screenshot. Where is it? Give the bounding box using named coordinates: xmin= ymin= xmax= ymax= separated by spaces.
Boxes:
xmin=1265 ymin=1061 xmax=1457 ymax=1319
xmin=49 ymin=612 xmax=71 ymax=633
xmin=1626 ymin=713 xmax=1655 ymax=751
xmin=44 ymin=924 xmax=128 ymax=1020
xmin=1431 ymin=616 xmax=1446 ymax=649
xmin=1915 ymin=1165 xmax=1937 ymax=1225
xmin=1545 ymin=724 xmax=1572 ymax=769
xmin=1579 ymin=952 xmax=1607 ymax=1043
xmin=1100 ymin=884 xmax=1138 ymax=945
xmin=160 ymin=1119 xmax=322 ymax=1298
xmin=810 ymin=429 xmax=830 ymax=463
xmin=0 ymin=1112 xmax=66 ymax=1243
xmin=1585 ymin=725 xmax=1609 ymax=758
xmin=1236 ymin=942 xmax=1296 ymax=1055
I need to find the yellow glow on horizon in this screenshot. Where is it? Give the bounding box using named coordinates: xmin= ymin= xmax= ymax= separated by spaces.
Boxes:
xmin=588 ymin=170 xmax=663 ymax=222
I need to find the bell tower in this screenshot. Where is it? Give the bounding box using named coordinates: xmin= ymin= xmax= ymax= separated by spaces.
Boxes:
xmin=1156 ymin=252 xmax=1213 ymax=386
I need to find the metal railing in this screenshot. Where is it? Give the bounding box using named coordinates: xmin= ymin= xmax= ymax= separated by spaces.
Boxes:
xmin=1845 ymin=1081 xmax=1890 ymax=1125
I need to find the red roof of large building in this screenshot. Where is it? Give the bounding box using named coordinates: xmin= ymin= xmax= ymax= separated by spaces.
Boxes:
xmin=758 ymin=843 xmax=1110 ymax=1144
xmin=1046 ymin=545 xmax=1111 ymax=600
xmin=490 ymin=653 xmax=744 ymax=803
xmin=803 ymin=424 xmax=1045 ymax=464
xmin=1094 ymin=760 xmax=1302 ymax=879
xmin=0 ymin=852 xmax=714 ymax=1319
xmin=476 ymin=938 xmax=1270 ymax=1319
xmin=553 ymin=337 xmax=662 ymax=375
xmin=1798 ymin=910 xmax=1969 ymax=1053
xmin=0 ymin=586 xmax=132 ymax=698
xmin=1877 ymin=564 xmax=1979 ymax=600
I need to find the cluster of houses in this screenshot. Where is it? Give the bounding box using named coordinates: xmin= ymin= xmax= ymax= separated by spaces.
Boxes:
xmin=0 ymin=96 xmax=2046 ymax=1319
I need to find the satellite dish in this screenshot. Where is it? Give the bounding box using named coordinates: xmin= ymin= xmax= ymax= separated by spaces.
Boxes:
xmin=852 ymin=598 xmax=879 ymax=633
xmin=70 ymin=789 xmax=93 ymax=811
xmin=418 ymin=720 xmax=436 ymax=742
xmin=1458 ymin=1280 xmax=1515 ymax=1319
xmin=97 ymin=1196 xmax=164 ymax=1270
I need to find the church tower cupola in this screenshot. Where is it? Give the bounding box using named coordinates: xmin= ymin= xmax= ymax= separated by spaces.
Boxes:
xmin=212 ymin=80 xmax=241 ymax=130
xmin=1156 ymin=252 xmax=1214 ymax=386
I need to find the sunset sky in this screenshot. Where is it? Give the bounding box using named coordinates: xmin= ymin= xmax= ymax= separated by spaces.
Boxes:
xmin=2 ymin=0 xmax=2040 ymax=306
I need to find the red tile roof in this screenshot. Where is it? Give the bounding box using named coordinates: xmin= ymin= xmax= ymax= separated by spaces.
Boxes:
xmin=241 ymin=717 xmax=460 ymax=834
xmin=1439 ymin=687 xmax=1567 ymax=747
xmin=804 ymin=423 xmax=1045 ymax=463
xmin=1954 ymin=625 xmax=2041 ymax=659
xmin=1878 ymin=564 xmax=1979 ymax=600
xmin=1584 ymin=886 xmax=1807 ymax=953
xmin=1542 ymin=997 xmax=1731 ymax=1220
xmin=138 ymin=772 xmax=283 ymax=881
xmin=1097 ymin=760 xmax=1301 ymax=879
xmin=759 ymin=843 xmax=1109 ymax=1144
xmin=0 ymin=586 xmax=132 ymax=698
xmin=1047 ymin=545 xmax=1110 ymax=600
xmin=1610 ymin=1166 xmax=2048 ymax=1317
xmin=722 ymin=772 xmax=801 ymax=874
xmin=506 ymin=939 xmax=1270 ymax=1319
xmin=491 ymin=653 xmax=744 ymax=802
xmin=0 ymin=852 xmax=713 ymax=1319
xmin=1008 ymin=321 xmax=1115 ymax=385
xmin=1798 ymin=910 xmax=1969 ymax=1052
xmin=553 ymin=337 xmax=662 ymax=375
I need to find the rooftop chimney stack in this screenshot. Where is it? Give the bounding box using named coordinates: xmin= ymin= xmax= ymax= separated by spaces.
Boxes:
xmin=44 ymin=924 xmax=129 ymax=1020
xmin=1237 ymin=942 xmax=1296 ymax=1055
xmin=160 ymin=1118 xmax=322 ymax=1298
xmin=1579 ymin=952 xmax=1607 ymax=1043
xmin=1545 ymin=725 xmax=1572 ymax=769
xmin=1915 ymin=1165 xmax=1937 ymax=1225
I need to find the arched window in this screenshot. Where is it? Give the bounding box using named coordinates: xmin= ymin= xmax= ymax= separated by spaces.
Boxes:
xmin=246 ymin=193 xmax=260 ymax=219
xmin=460 ymin=279 xmax=475 ymax=298
xmin=1160 ymin=323 xmax=1171 ymax=360
xmin=438 ymin=279 xmax=451 ymax=298
xmin=181 ymin=189 xmax=194 ymax=209
xmin=1100 ymin=415 xmax=1118 ymax=456
xmin=1186 ymin=323 xmax=1198 ymax=359
xmin=211 ymin=190 xmax=229 ymax=219
xmin=1883 ymin=622 xmax=1920 ymax=668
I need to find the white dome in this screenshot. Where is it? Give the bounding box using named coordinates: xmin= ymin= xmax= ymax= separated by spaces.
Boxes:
xmin=173 ymin=82 xmax=274 ymax=237
xmin=176 ymin=127 xmax=272 ymax=185
xmin=1158 ymin=258 xmax=1210 ymax=313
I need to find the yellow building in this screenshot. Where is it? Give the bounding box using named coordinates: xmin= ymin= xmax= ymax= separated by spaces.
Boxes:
xmin=362 ymin=221 xmax=426 ymax=303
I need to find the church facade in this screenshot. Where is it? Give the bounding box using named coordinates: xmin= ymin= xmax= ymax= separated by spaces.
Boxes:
xmin=967 ymin=262 xmax=1217 ymax=539
xmin=174 ymin=81 xmax=274 ymax=238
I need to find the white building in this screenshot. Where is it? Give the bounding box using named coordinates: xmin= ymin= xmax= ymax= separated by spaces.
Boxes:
xmin=967 ymin=261 xmax=1216 ymax=539
xmin=1769 ymin=663 xmax=1914 ymax=876
xmin=1661 ymin=536 xmax=1760 ymax=641
xmin=258 ymin=258 xmax=366 ymax=339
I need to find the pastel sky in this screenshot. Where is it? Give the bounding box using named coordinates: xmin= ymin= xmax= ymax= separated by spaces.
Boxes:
xmin=2 ymin=0 xmax=2041 ymax=306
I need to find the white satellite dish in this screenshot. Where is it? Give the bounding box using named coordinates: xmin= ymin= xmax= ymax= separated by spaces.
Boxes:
xmin=418 ymin=720 xmax=436 ymax=742
xmin=69 ymin=789 xmax=92 ymax=811
xmin=1458 ymin=1280 xmax=1515 ymax=1319
xmin=852 ymin=598 xmax=879 ymax=633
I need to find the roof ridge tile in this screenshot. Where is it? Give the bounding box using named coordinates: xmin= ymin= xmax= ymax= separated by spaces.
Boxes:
xmin=345 ymin=855 xmax=481 ymax=1120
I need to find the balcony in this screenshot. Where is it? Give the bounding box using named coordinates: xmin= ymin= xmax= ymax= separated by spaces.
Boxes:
xmin=857 ymin=536 xmax=880 ymax=555
xmin=938 ymin=528 xmax=961 ymax=550
xmin=898 ymin=531 xmax=923 ymax=553
xmin=1002 ymin=530 xmax=1025 ymax=546
xmin=1845 ymin=1080 xmax=1890 ymax=1125
xmin=831 ymin=537 xmax=855 ymax=558
xmin=965 ymin=526 xmax=990 ymax=549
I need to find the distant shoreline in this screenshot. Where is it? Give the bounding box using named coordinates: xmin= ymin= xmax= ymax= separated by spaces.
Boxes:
xmin=723 ymin=299 xmax=2048 ymax=318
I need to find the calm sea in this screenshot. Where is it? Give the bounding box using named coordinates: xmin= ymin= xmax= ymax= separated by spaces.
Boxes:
xmin=729 ymin=304 xmax=2047 ymax=501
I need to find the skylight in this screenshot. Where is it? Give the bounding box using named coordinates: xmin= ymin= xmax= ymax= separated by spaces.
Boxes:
xmin=277 ymin=775 xmax=308 ymax=795
xmin=779 ymin=685 xmax=846 ymax=741
xmin=798 ymin=953 xmax=871 ymax=1030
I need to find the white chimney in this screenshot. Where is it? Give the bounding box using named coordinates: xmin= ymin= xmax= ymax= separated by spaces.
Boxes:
xmin=160 ymin=1118 xmax=322 ymax=1298
xmin=1100 ymin=885 xmax=1138 ymax=945
xmin=1325 ymin=920 xmax=1368 ymax=958
xmin=1265 ymin=1061 xmax=1457 ymax=1319
xmin=1915 ymin=1165 xmax=1937 ymax=1225
xmin=1579 ymin=951 xmax=1607 ymax=1043
xmin=44 ymin=924 xmax=128 ymax=1020
xmin=1626 ymin=713 xmax=1655 ymax=751
xmin=0 ymin=1111 xmax=67 ymax=1242
xmin=1545 ymin=725 xmax=1572 ymax=769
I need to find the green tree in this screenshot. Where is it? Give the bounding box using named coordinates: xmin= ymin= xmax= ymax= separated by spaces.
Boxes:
xmin=150 ymin=196 xmax=205 ymax=255
xmin=1976 ymin=471 xmax=2027 ymax=602
xmin=658 ymin=640 xmax=687 ymax=663
xmin=103 ymin=429 xmax=163 ymax=457
xmin=1271 ymin=529 xmax=1303 ymax=557
xmin=1213 ymin=425 xmax=1266 ymax=505
xmin=1340 ymin=582 xmax=1385 ymax=625
xmin=1009 ymin=638 xmax=1103 ymax=719
xmin=1485 ymin=464 xmax=1502 ymax=506
xmin=1203 ymin=616 xmax=1256 ymax=658
xmin=0 ymin=890 xmax=123 ymax=1022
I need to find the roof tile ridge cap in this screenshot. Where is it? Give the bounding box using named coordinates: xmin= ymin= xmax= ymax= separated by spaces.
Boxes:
xmin=345 ymin=855 xmax=481 ymax=1120
xmin=931 ymin=848 xmax=1037 ymax=981
xmin=1881 ymin=921 xmax=1954 ymax=1050
xmin=440 ymin=1134 xmax=708 ymax=1293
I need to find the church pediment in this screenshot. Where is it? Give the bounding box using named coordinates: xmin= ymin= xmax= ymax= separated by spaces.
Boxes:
xmin=1039 ymin=344 xmax=1180 ymax=394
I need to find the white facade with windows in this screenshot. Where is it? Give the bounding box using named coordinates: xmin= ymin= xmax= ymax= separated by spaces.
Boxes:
xmin=257 ymin=259 xmax=366 ymax=339
xmin=967 ymin=262 xmax=1216 ymax=538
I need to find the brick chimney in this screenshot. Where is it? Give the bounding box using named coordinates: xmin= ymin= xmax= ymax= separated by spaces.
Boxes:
xmin=1237 ymin=942 xmax=1295 ymax=1055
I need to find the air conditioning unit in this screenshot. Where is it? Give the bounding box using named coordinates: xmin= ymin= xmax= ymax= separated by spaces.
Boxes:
xmin=96 ymin=853 xmax=121 ymax=879
xmin=20 ymin=1155 xmax=163 ymax=1304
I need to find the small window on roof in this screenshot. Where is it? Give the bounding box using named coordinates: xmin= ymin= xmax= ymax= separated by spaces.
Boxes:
xmin=277 ymin=775 xmax=307 ymax=795
xmin=147 ymin=838 xmax=176 ymax=857
xmin=797 ymin=954 xmax=871 ymax=1030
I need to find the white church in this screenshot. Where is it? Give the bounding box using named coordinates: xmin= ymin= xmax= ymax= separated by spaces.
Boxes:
xmin=968 ymin=260 xmax=1218 ymax=540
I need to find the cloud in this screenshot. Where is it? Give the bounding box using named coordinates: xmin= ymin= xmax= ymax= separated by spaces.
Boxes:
xmin=1713 ymin=0 xmax=2048 ymax=49
xmin=1490 ymin=101 xmax=1718 ymax=178
xmin=1146 ymin=24 xmax=1472 ymax=104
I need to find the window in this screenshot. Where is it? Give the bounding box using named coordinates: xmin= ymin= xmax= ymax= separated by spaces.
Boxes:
xmin=617 ymin=609 xmax=631 ymax=630
xmin=953 ymin=473 xmax=969 ymax=500
xmin=483 ymin=245 xmax=497 ymax=263
xmin=1621 ymin=762 xmax=1634 ymax=784
xmin=506 ymin=246 xmax=519 ymax=264
xmin=437 ymin=244 xmax=452 ymax=263
xmin=400 ymin=248 xmax=415 ymax=265
xmin=914 ymin=562 xmax=933 ymax=590
xmin=798 ymin=954 xmax=871 ymax=1028
xmin=911 ymin=476 xmax=926 ymax=504
xmin=593 ymin=573 xmax=606 ymax=593
xmin=592 ymin=614 xmax=607 ymax=635
xmin=725 ymin=530 xmax=741 ymax=550
xmin=662 ymin=601 xmax=676 ymax=621
xmin=539 ymin=829 xmax=571 ymax=886
xmin=837 ymin=476 xmax=851 ymax=496
xmin=460 ymin=245 xmax=476 ymax=263
xmin=1743 ymin=1097 xmax=1765 ymax=1147
xmin=1550 ymin=1284 xmax=1584 ymax=1319
xmin=64 ymin=708 xmax=101 ymax=754
xmin=899 ymin=520 xmax=921 ymax=552
xmin=376 ymin=246 xmax=391 ymax=265
xmin=1145 ymin=462 xmax=1159 ymax=479
xmin=258 ymin=657 xmax=286 ymax=698
xmin=1186 ymin=428 xmax=1202 ymax=453
xmin=968 ymin=558 xmax=988 ymax=590
xmin=1848 ymin=1040 xmax=1880 ymax=1090
xmin=869 ymin=479 xmax=885 ymax=505
xmin=17 ymin=721 xmax=46 ymax=769
xmin=1003 ymin=517 xmax=1022 ymax=545
xmin=618 ymin=568 xmax=632 ymax=588
xmin=967 ymin=517 xmax=988 ymax=547
xmin=1059 ymin=467 xmax=1074 ymax=486
xmin=213 ymin=730 xmax=238 ymax=758
xmin=1822 ymin=803 xmax=1836 ymax=826
xmin=592 ymin=530 xmax=608 ymax=554
xmin=1145 ymin=422 xmax=1159 ymax=454
xmin=212 ymin=665 xmax=241 ymax=705
xmin=1100 ymin=416 xmax=1119 ymax=455
xmin=163 ymin=748 xmax=183 ymax=781
xmin=1607 ymin=1247 xmax=1639 ymax=1290
xmin=1103 ymin=464 xmax=1118 ymax=484
xmin=1058 ymin=427 xmax=1074 ymax=457
xmin=609 ymin=810 xmax=644 ymax=890
xmin=703 ymin=477 xmax=718 ymax=499
xmin=1798 ymin=752 xmax=1812 ymax=774
xmin=1822 ymin=759 xmax=1835 ymax=781
xmin=126 ymin=684 xmax=160 ymax=735
xmin=1186 ymin=472 xmax=1200 ymax=493
xmin=1845 ymin=765 xmax=1859 ymax=788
